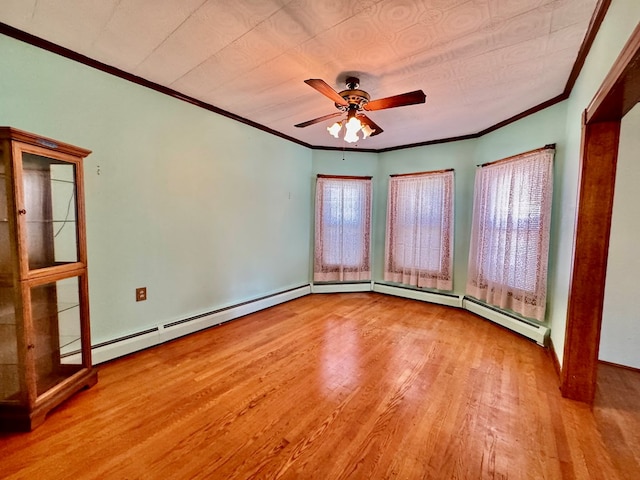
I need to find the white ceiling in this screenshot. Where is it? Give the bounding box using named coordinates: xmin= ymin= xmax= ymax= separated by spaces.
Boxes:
xmin=0 ymin=0 xmax=599 ymax=150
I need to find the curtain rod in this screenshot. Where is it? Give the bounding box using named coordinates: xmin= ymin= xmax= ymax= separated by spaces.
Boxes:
xmin=390 ymin=168 xmax=454 ymax=178
xmin=316 ymin=174 xmax=373 ymax=179
xmin=477 ymin=144 xmax=556 ymax=168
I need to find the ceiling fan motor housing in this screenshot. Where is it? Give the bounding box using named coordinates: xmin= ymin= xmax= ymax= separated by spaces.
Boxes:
xmin=336 ymin=76 xmax=370 ymax=111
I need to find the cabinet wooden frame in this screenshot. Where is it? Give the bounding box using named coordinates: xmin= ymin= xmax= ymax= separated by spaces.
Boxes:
xmin=7 ymin=138 xmax=89 ymax=280
xmin=0 ymin=127 xmax=96 ymax=431
xmin=20 ymin=269 xmax=93 ymax=407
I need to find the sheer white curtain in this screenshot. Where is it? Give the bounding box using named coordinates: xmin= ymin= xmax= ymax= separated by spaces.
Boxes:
xmin=384 ymin=170 xmax=454 ymax=290
xmin=314 ymin=176 xmax=372 ymax=282
xmin=466 ymin=147 xmax=554 ymax=322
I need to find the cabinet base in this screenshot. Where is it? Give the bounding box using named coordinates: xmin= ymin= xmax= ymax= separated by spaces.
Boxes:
xmin=0 ymin=368 xmax=98 ymax=431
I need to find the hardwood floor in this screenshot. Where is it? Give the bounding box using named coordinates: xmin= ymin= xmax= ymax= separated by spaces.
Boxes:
xmin=594 ymin=363 xmax=640 ymax=479
xmin=1 ymin=292 xmax=638 ymax=479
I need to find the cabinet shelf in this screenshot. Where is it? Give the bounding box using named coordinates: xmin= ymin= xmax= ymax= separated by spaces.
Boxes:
xmin=0 ymin=311 xmax=16 ymax=325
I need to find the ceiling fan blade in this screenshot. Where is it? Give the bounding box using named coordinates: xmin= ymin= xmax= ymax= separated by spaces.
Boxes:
xmin=295 ymin=111 xmax=343 ymax=128
xmin=364 ymin=90 xmax=426 ymax=111
xmin=304 ymin=79 xmax=349 ymax=106
xmin=357 ymin=114 xmax=384 ymax=137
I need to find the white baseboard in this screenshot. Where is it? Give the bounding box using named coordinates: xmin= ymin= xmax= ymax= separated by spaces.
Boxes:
xmin=90 ymin=329 xmax=161 ymax=365
xmin=373 ymin=283 xmax=463 ymax=308
xmin=91 ymin=285 xmax=311 ymax=364
xmin=89 ymin=283 xmax=548 ymax=366
xmin=311 ymin=282 xmax=373 ymax=293
xmin=462 ymin=298 xmax=549 ymax=346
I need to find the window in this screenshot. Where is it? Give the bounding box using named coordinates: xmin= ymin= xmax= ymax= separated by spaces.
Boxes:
xmin=314 ymin=176 xmax=372 ymax=282
xmin=466 ymin=147 xmax=554 ymax=322
xmin=384 ymin=170 xmax=454 ymax=290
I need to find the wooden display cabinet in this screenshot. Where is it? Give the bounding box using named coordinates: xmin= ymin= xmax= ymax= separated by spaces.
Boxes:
xmin=0 ymin=127 xmax=97 ymax=431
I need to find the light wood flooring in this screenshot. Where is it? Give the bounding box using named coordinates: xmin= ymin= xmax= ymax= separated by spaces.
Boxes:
xmin=1 ymin=292 xmax=639 ymax=479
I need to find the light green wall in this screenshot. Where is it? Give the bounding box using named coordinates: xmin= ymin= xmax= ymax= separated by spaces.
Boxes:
xmin=0 ymin=36 xmax=312 ymax=344
xmin=474 ymin=103 xmax=568 ymax=165
xmin=310 ymin=149 xmax=379 ymax=277
xmin=1 ymin=0 xmax=637 ymax=361
xmin=377 ymin=140 xmax=477 ymax=292
xmin=375 ymin=102 xmax=567 ymax=297
xmin=549 ymin=0 xmax=640 ymax=366
xmin=310 ymin=101 xmax=566 ymax=301
xmin=476 ymin=103 xmax=568 ymax=325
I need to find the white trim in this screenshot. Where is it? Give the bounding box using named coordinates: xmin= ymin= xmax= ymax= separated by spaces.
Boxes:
xmin=311 ymin=282 xmax=374 ymax=293
xmin=88 ymin=283 xmax=549 ymax=366
xmin=373 ymin=283 xmax=463 ymax=308
xmin=91 ymin=285 xmax=311 ymax=364
xmin=89 ymin=331 xmax=160 ymax=365
xmin=462 ymin=298 xmax=549 ymax=346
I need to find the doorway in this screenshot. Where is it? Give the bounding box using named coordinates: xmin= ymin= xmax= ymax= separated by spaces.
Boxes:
xmin=561 ymin=23 xmax=640 ymax=402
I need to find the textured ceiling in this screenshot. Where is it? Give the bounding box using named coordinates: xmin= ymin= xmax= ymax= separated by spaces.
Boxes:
xmin=0 ymin=0 xmax=600 ymax=150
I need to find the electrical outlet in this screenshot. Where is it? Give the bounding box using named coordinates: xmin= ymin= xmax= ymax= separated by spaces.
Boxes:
xmin=136 ymin=287 xmax=147 ymax=302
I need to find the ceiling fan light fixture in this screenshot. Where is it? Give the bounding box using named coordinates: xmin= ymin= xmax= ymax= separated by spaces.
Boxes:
xmin=361 ymin=123 xmax=375 ymax=139
xmin=344 ymin=116 xmax=362 ymax=143
xmin=327 ymin=121 xmax=342 ymax=138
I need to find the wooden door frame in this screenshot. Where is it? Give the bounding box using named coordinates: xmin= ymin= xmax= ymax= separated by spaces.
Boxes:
xmin=561 ymin=23 xmax=640 ymax=403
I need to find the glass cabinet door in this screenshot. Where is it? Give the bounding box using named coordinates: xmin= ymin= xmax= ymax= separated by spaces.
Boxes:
xmin=21 ymin=153 xmax=79 ymax=271
xmin=1 ymin=157 xmax=20 ymax=403
xmin=30 ymin=276 xmax=85 ymax=397
xmin=0 ymin=158 xmax=20 ymax=403
xmin=0 ymin=287 xmax=19 ymax=403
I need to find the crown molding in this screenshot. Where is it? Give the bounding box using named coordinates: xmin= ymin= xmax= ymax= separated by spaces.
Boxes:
xmin=0 ymin=0 xmax=610 ymax=153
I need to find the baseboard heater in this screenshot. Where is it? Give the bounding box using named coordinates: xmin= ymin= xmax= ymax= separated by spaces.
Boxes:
xmin=311 ymin=281 xmax=373 ymax=294
xmin=462 ymin=296 xmax=549 ymax=346
xmin=372 ymin=282 xmax=463 ymax=308
xmin=87 ymin=282 xmax=548 ymax=365
xmin=90 ymin=284 xmax=311 ymax=364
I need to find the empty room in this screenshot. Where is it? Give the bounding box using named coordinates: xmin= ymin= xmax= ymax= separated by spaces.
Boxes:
xmin=1 ymin=1 xmax=639 ymax=478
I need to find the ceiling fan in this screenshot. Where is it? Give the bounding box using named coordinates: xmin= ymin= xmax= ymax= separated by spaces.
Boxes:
xmin=295 ymin=77 xmax=426 ymax=143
